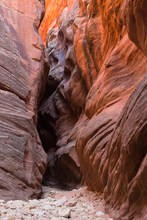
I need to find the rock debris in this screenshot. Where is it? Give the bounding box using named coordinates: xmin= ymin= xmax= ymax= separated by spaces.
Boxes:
xmin=0 ymin=187 xmax=113 ymax=220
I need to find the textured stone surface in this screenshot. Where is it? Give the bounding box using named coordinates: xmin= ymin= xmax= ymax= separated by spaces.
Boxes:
xmin=122 ymin=0 xmax=147 ymax=56
xmin=0 ymin=0 xmax=47 ymax=200
xmin=0 ymin=186 xmax=113 ymax=220
xmin=38 ymin=1 xmax=82 ymax=189
xmin=39 ymin=0 xmax=147 ymax=219
xmin=104 ymin=75 xmax=147 ymax=219
xmin=39 ymin=0 xmax=76 ymax=43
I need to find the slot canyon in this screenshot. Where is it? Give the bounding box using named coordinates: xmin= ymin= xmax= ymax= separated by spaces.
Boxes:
xmin=0 ymin=0 xmax=147 ymax=219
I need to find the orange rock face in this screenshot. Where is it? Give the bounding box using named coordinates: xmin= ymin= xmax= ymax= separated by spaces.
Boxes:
xmin=39 ymin=0 xmax=147 ymax=219
xmin=39 ymin=0 xmax=76 ymax=44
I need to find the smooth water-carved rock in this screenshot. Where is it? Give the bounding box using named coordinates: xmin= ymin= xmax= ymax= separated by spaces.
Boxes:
xmin=0 ymin=0 xmax=47 ymax=200
xmin=104 ymin=75 xmax=147 ymax=219
xmin=40 ymin=0 xmax=147 ymax=219
xmin=39 ymin=0 xmax=76 ymax=44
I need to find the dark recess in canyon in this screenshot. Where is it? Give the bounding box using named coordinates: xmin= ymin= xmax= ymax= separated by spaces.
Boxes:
xmin=37 ymin=2 xmax=83 ymax=189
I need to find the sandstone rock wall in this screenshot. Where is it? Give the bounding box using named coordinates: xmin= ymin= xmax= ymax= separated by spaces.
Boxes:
xmin=39 ymin=0 xmax=76 ymax=44
xmin=39 ymin=0 xmax=147 ymax=219
xmin=122 ymin=0 xmax=147 ymax=56
xmin=0 ymin=0 xmax=47 ymax=200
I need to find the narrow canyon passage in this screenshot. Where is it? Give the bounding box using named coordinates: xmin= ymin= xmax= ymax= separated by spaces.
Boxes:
xmin=38 ymin=0 xmax=147 ymax=218
xmin=37 ymin=0 xmax=83 ymax=191
xmin=0 ymin=0 xmax=147 ymax=220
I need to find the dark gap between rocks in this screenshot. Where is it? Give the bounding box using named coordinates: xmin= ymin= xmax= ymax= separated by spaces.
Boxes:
xmin=37 ymin=5 xmax=82 ymax=191
xmin=37 ymin=73 xmax=82 ymax=191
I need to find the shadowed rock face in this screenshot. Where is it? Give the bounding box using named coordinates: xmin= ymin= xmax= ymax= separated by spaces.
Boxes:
xmin=0 ymin=0 xmax=48 ymax=200
xmin=38 ymin=2 xmax=83 ymax=189
xmin=122 ymin=0 xmax=147 ymax=56
xmin=39 ymin=0 xmax=147 ymax=219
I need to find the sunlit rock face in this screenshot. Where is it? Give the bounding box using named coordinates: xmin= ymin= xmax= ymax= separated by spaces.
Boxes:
xmin=39 ymin=0 xmax=76 ymax=44
xmin=0 ymin=0 xmax=47 ymax=200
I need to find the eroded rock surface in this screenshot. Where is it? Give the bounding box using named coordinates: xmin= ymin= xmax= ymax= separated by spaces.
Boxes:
xmin=38 ymin=1 xmax=83 ymax=190
xmin=0 ymin=0 xmax=47 ymax=200
xmin=122 ymin=0 xmax=147 ymax=56
xmin=39 ymin=0 xmax=147 ymax=219
xmin=39 ymin=0 xmax=76 ymax=44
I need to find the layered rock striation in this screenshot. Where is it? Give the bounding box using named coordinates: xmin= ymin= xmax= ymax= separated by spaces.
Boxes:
xmin=0 ymin=0 xmax=47 ymax=200
xmin=39 ymin=0 xmax=147 ymax=219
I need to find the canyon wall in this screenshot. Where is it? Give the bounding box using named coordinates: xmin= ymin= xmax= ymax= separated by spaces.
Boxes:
xmin=39 ymin=0 xmax=147 ymax=219
xmin=0 ymin=0 xmax=47 ymax=200
xmin=39 ymin=0 xmax=76 ymax=43
xmin=0 ymin=0 xmax=146 ymax=218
